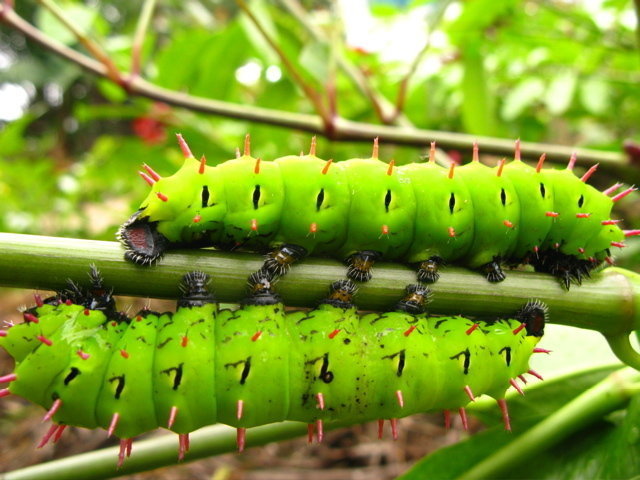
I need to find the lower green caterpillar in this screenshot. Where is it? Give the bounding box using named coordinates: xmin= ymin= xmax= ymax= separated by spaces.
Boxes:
xmin=118 ymin=135 xmax=637 ymax=288
xmin=0 ymin=268 xmax=546 ymax=466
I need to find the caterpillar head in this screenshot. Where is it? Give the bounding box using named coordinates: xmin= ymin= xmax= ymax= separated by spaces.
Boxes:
xmin=243 ymin=271 xmax=281 ymax=305
xmin=515 ymin=300 xmax=547 ymax=337
xmin=394 ymin=283 xmax=432 ymax=314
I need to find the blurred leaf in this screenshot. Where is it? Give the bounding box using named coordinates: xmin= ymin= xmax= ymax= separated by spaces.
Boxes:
xmin=35 ymin=2 xmax=99 ymax=46
xmin=544 ymin=71 xmax=577 ymax=115
xmin=460 ymin=43 xmax=496 ymax=135
xmin=579 ymin=77 xmax=611 ymax=115
xmin=299 ymin=42 xmax=330 ymax=85
xmin=501 ymin=78 xmax=545 ymax=121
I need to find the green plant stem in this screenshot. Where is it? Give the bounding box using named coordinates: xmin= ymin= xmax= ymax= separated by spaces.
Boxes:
xmin=455 ymin=367 xmax=640 ymax=480
xmin=0 ymin=7 xmax=632 ymax=172
xmin=130 ymin=0 xmax=158 ymax=77
xmin=1 ymin=233 xmax=640 ymax=337
xmin=0 ymin=421 xmax=341 ymax=480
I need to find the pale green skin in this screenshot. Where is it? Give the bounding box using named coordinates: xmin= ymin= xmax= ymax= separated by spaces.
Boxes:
xmin=134 ymin=153 xmax=624 ymax=268
xmin=1 ymin=296 xmax=540 ymax=439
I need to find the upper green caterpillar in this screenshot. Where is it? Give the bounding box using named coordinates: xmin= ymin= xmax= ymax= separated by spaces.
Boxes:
xmin=119 ymin=135 xmax=636 ymax=287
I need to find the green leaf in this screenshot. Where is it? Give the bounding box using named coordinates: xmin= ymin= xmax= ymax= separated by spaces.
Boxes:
xmin=579 ymin=77 xmax=610 ymax=115
xmin=544 ymin=71 xmax=577 ymax=115
xmin=460 ymin=43 xmax=496 ymax=135
xmin=501 ymin=78 xmax=545 ymax=121
xmin=35 ymin=3 xmax=99 ymax=46
xmin=299 ymin=42 xmax=330 ymax=85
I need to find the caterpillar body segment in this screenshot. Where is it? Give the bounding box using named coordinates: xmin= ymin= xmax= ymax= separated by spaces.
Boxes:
xmin=119 ymin=136 xmax=628 ymax=288
xmin=1 ymin=270 xmax=546 ymax=462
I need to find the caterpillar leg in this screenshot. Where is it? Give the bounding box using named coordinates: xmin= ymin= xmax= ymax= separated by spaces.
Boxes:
xmin=530 ymin=249 xmax=598 ymax=290
xmin=346 ymin=250 xmax=381 ymax=282
xmin=117 ymin=209 xmax=168 ymax=265
xmin=416 ymin=256 xmax=444 ymax=283
xmin=481 ymin=257 xmax=506 ymax=283
xmin=261 ymin=244 xmax=307 ymax=278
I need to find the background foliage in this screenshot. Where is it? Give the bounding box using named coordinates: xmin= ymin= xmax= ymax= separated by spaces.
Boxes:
xmin=1 ymin=0 xmax=640 ymax=479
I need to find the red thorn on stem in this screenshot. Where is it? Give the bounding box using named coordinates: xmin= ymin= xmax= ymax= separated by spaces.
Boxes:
xmin=0 ymin=388 xmax=10 ymax=398
xmin=84 ymin=308 xmax=90 ymax=316
xmin=237 ymin=428 xmax=246 ymax=452
xmin=307 ymin=423 xmax=314 ymax=443
xmin=377 ymin=419 xmax=384 ymax=439
xmin=624 ymin=229 xmax=640 ymax=237
xmin=0 ymin=373 xmax=17 ymax=384
xmin=448 ymin=226 xmax=456 ymax=237
xmin=168 ymin=406 xmax=178 ymax=429
xmin=181 ymin=336 xmax=189 ymax=347
xmin=512 ymin=323 xmax=525 ymax=335
xmin=381 ymin=224 xmax=389 ymax=235
xmin=464 ymin=385 xmax=475 ymax=402
xmin=404 ymin=325 xmax=417 ymax=337
xmin=601 ymin=219 xmax=621 ymax=225
xmin=545 ymin=211 xmax=559 ymax=217
xmin=510 ymin=378 xmax=525 ymax=396
xmin=65 ymin=299 xmax=73 ymax=306
xmin=611 ymin=186 xmax=637 ymax=202
xmin=580 ymin=163 xmax=599 ymax=182
xmin=316 ymin=392 xmax=325 ymax=410
xmin=390 ymin=418 xmax=399 ymax=440
xmin=316 ymin=419 xmax=324 ymax=443
xmin=156 ymin=192 xmax=169 ymax=202
xmin=518 ymin=374 xmax=528 ymax=384
xmin=328 ymin=329 xmax=340 ymax=339
xmin=554 ymin=242 xmax=560 ymax=249
xmin=143 ymin=163 xmax=161 ymax=181
xmin=243 ymin=133 xmax=251 ymax=157
xmin=503 ymin=220 xmax=514 ymax=228
xmin=120 ymin=349 xmax=129 ymax=359
xmin=387 ymin=160 xmax=395 ymax=176
xmin=237 ymin=399 xmax=244 ymax=420
xmin=199 ymin=155 xmax=207 ymax=174
xmin=37 ymin=424 xmax=59 ymax=449
xmin=497 ymin=398 xmax=511 ymax=431
xmin=138 ymin=171 xmax=155 ymax=186
xmin=448 ymin=161 xmax=455 ymax=179
xmin=443 ymin=410 xmax=451 ymax=429
xmin=578 ymin=247 xmax=585 ymax=254
xmin=108 ymin=413 xmax=120 ymax=437
xmin=53 ymin=425 xmax=66 ymax=443
xmin=496 ymin=158 xmax=506 ymax=177
xmin=603 ymin=182 xmax=623 ymax=196
xmin=528 ymin=369 xmax=544 ymax=381
xmin=465 ymin=323 xmax=479 ymax=335
xmin=34 ymin=293 xmax=43 ymax=308
xmin=321 ymin=159 xmax=333 ymax=174
xmin=176 ymin=133 xmax=193 ymax=158
xmin=472 ymin=141 xmax=479 ymax=162
xmin=193 ymin=215 xmax=201 ymax=223
xmin=24 ymin=312 xmax=39 ymax=323
xmin=533 ymin=347 xmax=552 ymax=354
xmin=254 ymin=157 xmax=261 ymax=174
xmin=37 ymin=335 xmax=52 ymax=346
xmin=178 ymin=433 xmax=190 ymax=460
xmin=536 ymin=153 xmax=546 ymax=173
xmin=117 ymin=439 xmax=132 ymax=468
xmin=251 ymin=218 xmax=258 ymax=231
xmin=309 ymin=222 xmax=317 ymax=234
xmin=309 ymin=136 xmax=317 ymax=156
xmin=429 ymin=141 xmax=436 ymax=163
xmin=576 ymin=213 xmax=591 ymax=218
xmin=43 ymin=398 xmax=62 ymax=422
xmin=396 ymin=389 xmax=405 ymax=408
xmin=372 ymin=137 xmax=379 ymax=159
xmin=567 ymin=151 xmax=577 ymax=170
xmin=611 ymin=242 xmax=626 ymax=248
xmin=514 ymin=139 xmax=521 ymax=161
xmin=0 ymin=331 xmax=7 ymax=337
xmin=533 ymin=245 xmax=539 ymax=254
xmin=605 ymin=256 xmax=615 ymax=265
xmin=251 ymin=331 xmax=262 ymax=342
xmin=459 ymin=408 xmax=469 ymax=431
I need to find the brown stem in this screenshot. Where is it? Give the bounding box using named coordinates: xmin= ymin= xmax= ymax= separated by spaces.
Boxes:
xmin=130 ymin=0 xmax=158 ymax=78
xmin=236 ymin=0 xmax=331 ymax=125
xmin=0 ymin=7 xmax=631 ymax=171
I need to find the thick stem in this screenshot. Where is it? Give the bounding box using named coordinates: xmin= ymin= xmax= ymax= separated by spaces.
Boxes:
xmin=455 ymin=367 xmax=640 ymax=480
xmin=0 ymin=233 xmax=639 ymax=337
xmin=0 ymin=8 xmax=631 ymax=171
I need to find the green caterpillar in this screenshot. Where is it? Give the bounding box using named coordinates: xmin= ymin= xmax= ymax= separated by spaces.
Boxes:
xmin=118 ymin=135 xmax=637 ymax=287
xmin=0 ymin=268 xmax=545 ymax=465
